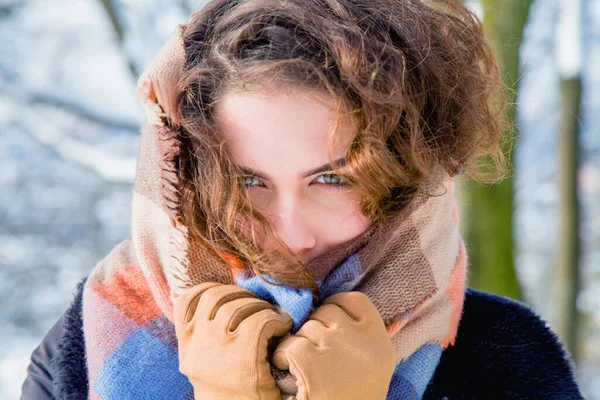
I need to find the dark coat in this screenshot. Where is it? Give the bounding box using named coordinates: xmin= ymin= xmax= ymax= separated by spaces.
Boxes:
xmin=21 ymin=279 xmax=584 ymax=400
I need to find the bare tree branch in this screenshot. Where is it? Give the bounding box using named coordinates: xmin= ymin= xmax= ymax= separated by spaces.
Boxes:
xmin=31 ymin=92 xmax=140 ymax=132
xmin=98 ymin=0 xmax=140 ymax=79
xmin=0 ymin=81 xmax=140 ymax=132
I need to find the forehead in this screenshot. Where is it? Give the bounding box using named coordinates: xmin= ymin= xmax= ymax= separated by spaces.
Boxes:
xmin=214 ymin=89 xmax=356 ymax=176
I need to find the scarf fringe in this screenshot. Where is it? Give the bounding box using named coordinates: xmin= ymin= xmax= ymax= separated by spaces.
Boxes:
xmin=157 ymin=124 xmax=192 ymax=297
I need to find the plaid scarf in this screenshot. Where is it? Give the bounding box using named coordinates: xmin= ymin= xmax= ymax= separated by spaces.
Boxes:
xmin=81 ymin=23 xmax=467 ymax=400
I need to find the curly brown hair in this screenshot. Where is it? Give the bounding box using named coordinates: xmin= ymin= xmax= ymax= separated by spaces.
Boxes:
xmin=170 ymin=0 xmax=508 ymax=290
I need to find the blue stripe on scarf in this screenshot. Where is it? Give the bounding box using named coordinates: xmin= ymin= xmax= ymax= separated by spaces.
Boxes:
xmin=317 ymin=253 xmax=364 ymax=300
xmin=386 ymin=343 xmax=443 ymax=399
xmin=235 ymin=273 xmax=315 ymax=333
xmin=96 ymin=328 xmax=193 ymax=400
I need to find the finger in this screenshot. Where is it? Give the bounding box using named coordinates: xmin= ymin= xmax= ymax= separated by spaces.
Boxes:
xmin=272 ymin=335 xmax=308 ymax=370
xmin=322 ymin=291 xmax=379 ymax=324
xmin=236 ymin=307 xmax=293 ymax=346
xmin=173 ymin=282 xmax=223 ymax=327
xmin=307 ymin=303 xmax=353 ymax=328
xmin=213 ymin=296 xmax=274 ymax=333
xmin=260 ymin=309 xmax=294 ymax=340
xmin=197 ymin=284 xmax=258 ymax=324
xmin=294 ymin=319 xmax=330 ymax=346
xmin=244 ymin=309 xmax=294 ymax=368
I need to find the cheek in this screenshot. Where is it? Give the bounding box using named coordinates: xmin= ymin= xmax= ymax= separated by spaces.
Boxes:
xmin=310 ymin=194 xmax=372 ymax=245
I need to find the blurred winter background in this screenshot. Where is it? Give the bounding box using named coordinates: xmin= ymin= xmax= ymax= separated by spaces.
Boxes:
xmin=0 ymin=0 xmax=598 ymax=398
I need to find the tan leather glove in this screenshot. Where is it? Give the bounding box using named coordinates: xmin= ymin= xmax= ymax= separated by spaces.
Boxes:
xmin=173 ymin=282 xmax=293 ymax=400
xmin=272 ymin=291 xmax=396 ymax=400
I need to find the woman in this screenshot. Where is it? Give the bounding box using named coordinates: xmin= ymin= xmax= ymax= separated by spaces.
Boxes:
xmin=22 ymin=0 xmax=583 ymax=399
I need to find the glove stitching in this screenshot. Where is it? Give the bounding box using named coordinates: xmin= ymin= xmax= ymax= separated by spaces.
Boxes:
xmin=209 ymin=291 xmax=258 ymax=321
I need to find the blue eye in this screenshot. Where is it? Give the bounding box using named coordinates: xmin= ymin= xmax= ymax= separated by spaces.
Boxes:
xmin=313 ymin=173 xmax=345 ymax=185
xmin=312 ymin=174 xmax=350 ymax=191
xmin=241 ymin=175 xmax=263 ymax=187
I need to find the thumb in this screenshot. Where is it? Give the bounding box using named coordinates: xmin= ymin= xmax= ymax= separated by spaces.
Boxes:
xmin=272 ymin=335 xmax=303 ymax=370
xmin=272 ymin=346 xmax=290 ymax=370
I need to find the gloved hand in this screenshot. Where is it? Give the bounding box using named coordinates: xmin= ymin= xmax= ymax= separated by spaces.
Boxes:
xmin=272 ymin=291 xmax=396 ymax=400
xmin=173 ymin=282 xmax=293 ymax=400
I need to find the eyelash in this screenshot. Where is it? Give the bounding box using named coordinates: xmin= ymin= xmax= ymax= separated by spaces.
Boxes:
xmin=240 ymin=173 xmax=350 ymax=192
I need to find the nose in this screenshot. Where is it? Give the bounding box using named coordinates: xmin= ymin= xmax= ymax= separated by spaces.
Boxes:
xmin=271 ymin=195 xmax=317 ymax=257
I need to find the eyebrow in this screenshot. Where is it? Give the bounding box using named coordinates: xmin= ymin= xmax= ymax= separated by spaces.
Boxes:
xmin=238 ymin=157 xmax=347 ymax=180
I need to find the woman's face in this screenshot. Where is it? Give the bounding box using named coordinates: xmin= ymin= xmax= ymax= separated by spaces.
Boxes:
xmin=215 ymin=89 xmax=372 ymax=263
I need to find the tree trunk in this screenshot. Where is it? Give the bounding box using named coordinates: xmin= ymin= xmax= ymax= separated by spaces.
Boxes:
xmin=553 ymin=76 xmax=582 ymax=362
xmin=460 ymin=0 xmax=534 ymax=300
